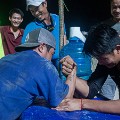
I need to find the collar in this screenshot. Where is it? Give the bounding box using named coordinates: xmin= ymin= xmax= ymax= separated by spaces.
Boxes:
xmin=8 ymin=26 xmax=23 ymax=35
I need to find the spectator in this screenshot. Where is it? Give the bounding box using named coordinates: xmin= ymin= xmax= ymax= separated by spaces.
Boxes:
xmin=22 ymin=0 xmax=67 ymax=69
xmin=0 ymin=8 xmax=24 ymax=58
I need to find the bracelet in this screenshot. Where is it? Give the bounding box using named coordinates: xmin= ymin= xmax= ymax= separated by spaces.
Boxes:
xmin=81 ymin=98 xmax=82 ymax=110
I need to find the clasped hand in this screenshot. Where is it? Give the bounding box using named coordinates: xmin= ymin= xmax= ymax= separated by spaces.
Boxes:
xmin=60 ymin=55 xmax=77 ymax=76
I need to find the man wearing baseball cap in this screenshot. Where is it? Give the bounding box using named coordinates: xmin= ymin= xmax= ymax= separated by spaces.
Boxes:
xmin=0 ymin=28 xmax=76 ymax=120
xmin=21 ymin=0 xmax=67 ymax=69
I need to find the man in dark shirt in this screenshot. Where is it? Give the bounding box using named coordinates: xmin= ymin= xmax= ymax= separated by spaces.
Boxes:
xmin=55 ymin=24 xmax=120 ymax=114
xmin=97 ymin=0 xmax=120 ymax=100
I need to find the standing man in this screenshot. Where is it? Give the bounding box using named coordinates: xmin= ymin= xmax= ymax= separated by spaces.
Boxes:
xmin=0 ymin=28 xmax=76 ymax=120
xmin=22 ymin=0 xmax=67 ymax=68
xmin=0 ymin=8 xmax=24 ymax=58
xmin=103 ymin=0 xmax=120 ymax=34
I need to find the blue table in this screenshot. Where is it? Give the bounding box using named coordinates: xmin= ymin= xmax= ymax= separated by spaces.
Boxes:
xmin=21 ymin=106 xmax=120 ymax=120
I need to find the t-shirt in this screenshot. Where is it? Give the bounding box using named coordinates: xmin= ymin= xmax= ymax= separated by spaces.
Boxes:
xmin=102 ymin=18 xmax=120 ymax=34
xmin=87 ymin=64 xmax=120 ymax=99
xmin=0 ymin=26 xmax=23 ymax=55
xmin=0 ymin=50 xmax=68 ymax=120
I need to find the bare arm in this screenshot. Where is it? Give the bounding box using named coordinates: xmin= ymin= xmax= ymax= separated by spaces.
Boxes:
xmin=82 ymin=99 xmax=120 ymax=114
xmin=55 ymin=98 xmax=120 ymax=114
xmin=64 ymin=65 xmax=77 ymax=98
xmin=60 ymin=56 xmax=89 ymax=97
xmin=75 ymin=77 xmax=89 ymax=97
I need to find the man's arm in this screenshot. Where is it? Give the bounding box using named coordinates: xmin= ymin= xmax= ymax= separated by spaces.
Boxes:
xmin=64 ymin=64 xmax=77 ymax=98
xmin=55 ymin=98 xmax=120 ymax=114
xmin=75 ymin=77 xmax=89 ymax=98
xmin=60 ymin=56 xmax=108 ymax=98
xmin=60 ymin=56 xmax=89 ymax=98
xmin=74 ymin=66 xmax=108 ymax=99
xmin=82 ymin=99 xmax=120 ymax=114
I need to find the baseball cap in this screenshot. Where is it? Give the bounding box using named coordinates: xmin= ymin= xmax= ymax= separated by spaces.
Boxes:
xmin=15 ymin=28 xmax=56 ymax=52
xmin=26 ymin=0 xmax=45 ymax=11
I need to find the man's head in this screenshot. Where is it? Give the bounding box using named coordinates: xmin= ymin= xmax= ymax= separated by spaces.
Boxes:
xmin=26 ymin=0 xmax=48 ymax=21
xmin=83 ymin=24 xmax=120 ymax=68
xmin=15 ymin=28 xmax=56 ymax=60
xmin=9 ymin=8 xmax=24 ymax=28
xmin=111 ymin=0 xmax=120 ymax=22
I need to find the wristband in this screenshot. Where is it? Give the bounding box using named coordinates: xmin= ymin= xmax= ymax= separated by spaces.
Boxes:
xmin=81 ymin=98 xmax=82 ymax=110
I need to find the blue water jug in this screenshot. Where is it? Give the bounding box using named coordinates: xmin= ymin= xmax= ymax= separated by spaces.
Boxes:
xmin=60 ymin=37 xmax=92 ymax=80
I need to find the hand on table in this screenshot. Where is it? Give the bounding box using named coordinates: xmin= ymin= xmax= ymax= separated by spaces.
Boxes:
xmin=53 ymin=98 xmax=82 ymax=111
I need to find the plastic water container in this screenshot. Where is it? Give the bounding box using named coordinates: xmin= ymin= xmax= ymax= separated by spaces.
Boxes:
xmin=60 ymin=37 xmax=92 ymax=80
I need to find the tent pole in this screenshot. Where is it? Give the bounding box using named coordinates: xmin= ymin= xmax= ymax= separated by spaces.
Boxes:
xmin=59 ymin=0 xmax=64 ymax=50
xmin=58 ymin=0 xmax=64 ymax=72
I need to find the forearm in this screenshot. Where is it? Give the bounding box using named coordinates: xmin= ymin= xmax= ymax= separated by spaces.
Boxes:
xmin=64 ymin=35 xmax=67 ymax=45
xmin=75 ymin=77 xmax=89 ymax=97
xmin=82 ymin=99 xmax=120 ymax=114
xmin=65 ymin=68 xmax=76 ymax=98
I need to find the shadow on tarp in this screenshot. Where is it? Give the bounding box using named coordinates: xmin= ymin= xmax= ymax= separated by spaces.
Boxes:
xmin=21 ymin=106 xmax=120 ymax=120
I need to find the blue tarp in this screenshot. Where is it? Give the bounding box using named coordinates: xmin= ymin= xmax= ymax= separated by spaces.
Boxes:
xmin=21 ymin=106 xmax=120 ymax=120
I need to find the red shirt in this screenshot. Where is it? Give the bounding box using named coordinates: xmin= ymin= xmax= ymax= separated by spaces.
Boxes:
xmin=0 ymin=26 xmax=24 ymax=55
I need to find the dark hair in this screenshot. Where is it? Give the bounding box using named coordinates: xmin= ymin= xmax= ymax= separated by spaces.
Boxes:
xmin=110 ymin=0 xmax=113 ymax=3
xmin=83 ymin=24 xmax=120 ymax=58
xmin=9 ymin=8 xmax=24 ymax=18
